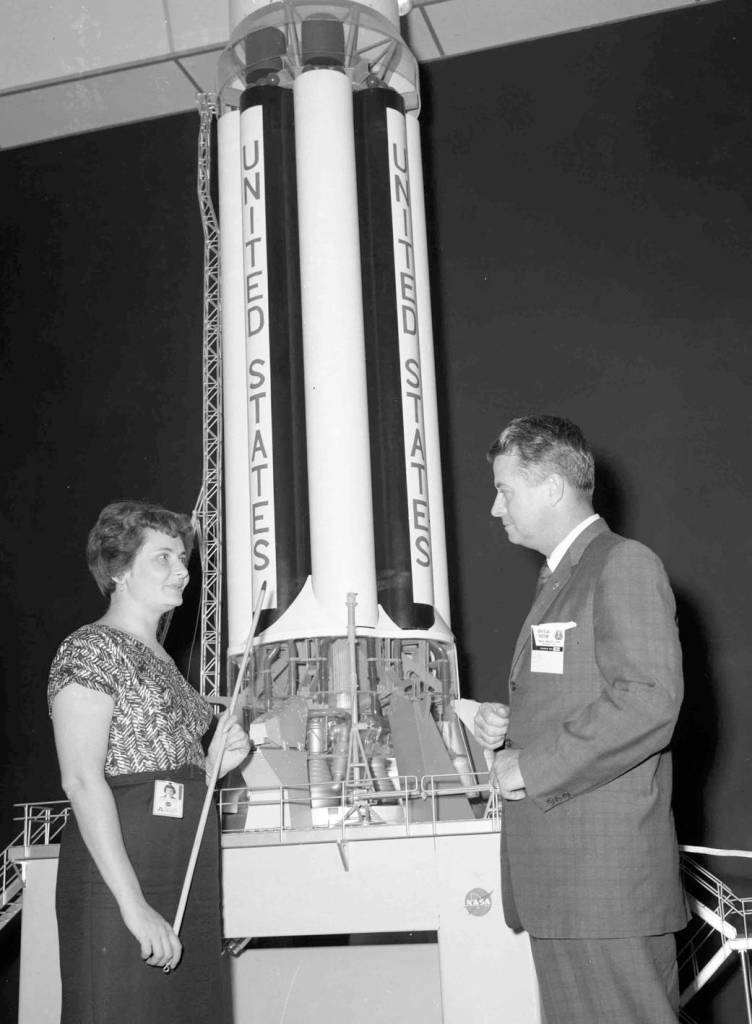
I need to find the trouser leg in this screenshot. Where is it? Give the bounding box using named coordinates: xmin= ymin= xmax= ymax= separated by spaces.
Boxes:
xmin=529 ymin=933 xmax=679 ymax=1024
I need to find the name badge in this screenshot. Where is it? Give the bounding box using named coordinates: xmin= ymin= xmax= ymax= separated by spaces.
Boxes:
xmin=530 ymin=622 xmax=577 ymax=675
xmin=152 ymin=779 xmax=184 ymax=818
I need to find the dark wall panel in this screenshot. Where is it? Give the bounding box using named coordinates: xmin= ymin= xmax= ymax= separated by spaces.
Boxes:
xmin=420 ymin=1 xmax=752 ymax=854
xmin=0 ymin=112 xmax=205 ymax=846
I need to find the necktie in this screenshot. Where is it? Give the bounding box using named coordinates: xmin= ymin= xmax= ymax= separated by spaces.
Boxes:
xmin=535 ymin=562 xmax=552 ymax=597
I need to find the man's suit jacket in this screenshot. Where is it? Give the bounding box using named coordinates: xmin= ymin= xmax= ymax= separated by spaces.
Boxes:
xmin=501 ymin=519 xmax=688 ymax=938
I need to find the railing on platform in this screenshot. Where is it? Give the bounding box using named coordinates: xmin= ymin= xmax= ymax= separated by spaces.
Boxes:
xmin=679 ymin=846 xmax=752 ymax=1023
xmin=217 ymin=770 xmax=498 ymax=844
xmin=16 ymin=801 xmax=71 ymax=848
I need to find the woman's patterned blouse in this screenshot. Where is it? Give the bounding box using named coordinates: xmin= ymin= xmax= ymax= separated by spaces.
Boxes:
xmin=48 ymin=624 xmax=212 ymax=776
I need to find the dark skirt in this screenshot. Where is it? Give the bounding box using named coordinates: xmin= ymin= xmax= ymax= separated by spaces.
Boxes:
xmin=56 ymin=766 xmax=230 ymax=1024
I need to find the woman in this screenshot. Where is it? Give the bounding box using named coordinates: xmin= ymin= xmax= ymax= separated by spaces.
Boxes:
xmin=48 ymin=501 xmax=250 ymax=1024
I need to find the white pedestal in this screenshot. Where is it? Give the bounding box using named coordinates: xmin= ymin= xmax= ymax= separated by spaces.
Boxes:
xmin=11 ymin=824 xmax=540 ymax=1024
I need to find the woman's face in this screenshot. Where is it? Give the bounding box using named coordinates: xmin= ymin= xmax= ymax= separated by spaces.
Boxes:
xmin=118 ymin=528 xmax=189 ymax=613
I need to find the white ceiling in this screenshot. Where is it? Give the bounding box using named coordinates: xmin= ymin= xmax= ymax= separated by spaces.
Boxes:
xmin=0 ymin=0 xmax=724 ymax=150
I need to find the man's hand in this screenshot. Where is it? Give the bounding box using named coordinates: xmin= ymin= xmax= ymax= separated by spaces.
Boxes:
xmin=474 ymin=702 xmax=510 ymax=749
xmin=490 ymin=748 xmax=526 ymax=800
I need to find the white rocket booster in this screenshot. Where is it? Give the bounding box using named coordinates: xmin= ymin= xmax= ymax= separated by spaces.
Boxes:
xmin=217 ymin=0 xmax=452 ymax=656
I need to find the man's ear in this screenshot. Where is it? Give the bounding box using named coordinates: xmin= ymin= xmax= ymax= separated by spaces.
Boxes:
xmin=547 ymin=473 xmax=565 ymax=506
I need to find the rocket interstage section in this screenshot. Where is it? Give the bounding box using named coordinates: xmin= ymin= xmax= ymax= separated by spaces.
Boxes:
xmin=216 ymin=1 xmax=481 ymax=827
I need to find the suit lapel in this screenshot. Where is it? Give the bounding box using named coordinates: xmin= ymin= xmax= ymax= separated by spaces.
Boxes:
xmin=509 ymin=519 xmax=610 ymax=676
xmin=510 ymin=566 xmax=567 ymax=673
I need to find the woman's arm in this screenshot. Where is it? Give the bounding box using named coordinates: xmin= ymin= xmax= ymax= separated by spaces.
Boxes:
xmin=52 ymin=683 xmax=183 ymax=970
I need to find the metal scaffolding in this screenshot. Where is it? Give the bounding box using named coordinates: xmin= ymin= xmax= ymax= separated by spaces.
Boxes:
xmin=195 ymin=93 xmax=223 ymax=700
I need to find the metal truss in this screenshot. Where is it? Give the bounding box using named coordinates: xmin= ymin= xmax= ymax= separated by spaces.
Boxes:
xmin=196 ymin=93 xmax=223 ymax=699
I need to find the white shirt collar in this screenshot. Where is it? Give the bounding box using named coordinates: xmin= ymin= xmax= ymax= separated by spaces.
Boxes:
xmin=547 ymin=514 xmax=600 ymax=572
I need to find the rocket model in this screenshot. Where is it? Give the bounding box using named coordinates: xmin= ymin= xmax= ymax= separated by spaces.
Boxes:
xmin=216 ymin=0 xmax=479 ymax=822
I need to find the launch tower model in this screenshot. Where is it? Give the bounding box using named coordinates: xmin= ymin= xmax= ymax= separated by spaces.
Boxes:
xmin=214 ymin=0 xmax=483 ymax=828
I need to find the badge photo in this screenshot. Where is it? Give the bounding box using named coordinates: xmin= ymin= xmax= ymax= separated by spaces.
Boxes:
xmin=152 ymin=779 xmax=185 ymax=818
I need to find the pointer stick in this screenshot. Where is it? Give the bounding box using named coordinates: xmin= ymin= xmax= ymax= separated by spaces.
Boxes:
xmin=171 ymin=581 xmax=267 ymax=940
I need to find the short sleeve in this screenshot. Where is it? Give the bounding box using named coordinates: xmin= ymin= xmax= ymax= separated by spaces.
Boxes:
xmin=47 ymin=628 xmax=120 ymax=715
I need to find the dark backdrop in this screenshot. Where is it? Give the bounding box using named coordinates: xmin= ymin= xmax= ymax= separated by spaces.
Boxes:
xmin=1 ymin=1 xmax=750 ymax=1019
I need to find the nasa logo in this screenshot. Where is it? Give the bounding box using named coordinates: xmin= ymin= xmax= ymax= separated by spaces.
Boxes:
xmin=464 ymin=887 xmax=493 ymax=917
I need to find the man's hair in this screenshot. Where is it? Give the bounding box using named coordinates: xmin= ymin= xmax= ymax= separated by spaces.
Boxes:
xmin=487 ymin=415 xmax=595 ymax=495
xmin=87 ymin=500 xmax=194 ymax=595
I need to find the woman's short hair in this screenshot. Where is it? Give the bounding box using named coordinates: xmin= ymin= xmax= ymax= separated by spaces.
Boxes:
xmin=487 ymin=415 xmax=595 ymax=495
xmin=87 ymin=501 xmax=194 ymax=596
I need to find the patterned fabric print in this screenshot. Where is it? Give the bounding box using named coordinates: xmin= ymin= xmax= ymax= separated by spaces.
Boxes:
xmin=48 ymin=624 xmax=212 ymax=777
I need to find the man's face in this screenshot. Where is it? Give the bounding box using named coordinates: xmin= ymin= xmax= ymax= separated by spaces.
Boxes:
xmin=491 ymin=453 xmax=552 ymax=553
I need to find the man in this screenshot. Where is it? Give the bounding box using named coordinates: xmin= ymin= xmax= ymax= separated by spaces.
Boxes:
xmin=475 ymin=415 xmax=687 ymax=1024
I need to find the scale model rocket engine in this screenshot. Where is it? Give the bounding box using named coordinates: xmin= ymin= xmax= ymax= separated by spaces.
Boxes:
xmin=216 ymin=0 xmax=480 ymax=826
